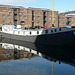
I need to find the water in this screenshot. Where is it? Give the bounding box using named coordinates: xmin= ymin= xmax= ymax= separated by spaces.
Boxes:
xmin=0 ymin=38 xmax=75 ymax=75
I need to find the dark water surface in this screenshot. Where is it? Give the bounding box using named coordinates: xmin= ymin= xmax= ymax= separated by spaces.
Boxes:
xmin=0 ymin=38 xmax=75 ymax=75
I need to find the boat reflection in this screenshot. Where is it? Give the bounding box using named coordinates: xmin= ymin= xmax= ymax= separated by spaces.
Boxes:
xmin=0 ymin=38 xmax=75 ymax=67
xmin=0 ymin=44 xmax=38 ymax=61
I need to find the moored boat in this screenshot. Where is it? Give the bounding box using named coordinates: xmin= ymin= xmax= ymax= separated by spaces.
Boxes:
xmin=1 ymin=25 xmax=75 ymax=46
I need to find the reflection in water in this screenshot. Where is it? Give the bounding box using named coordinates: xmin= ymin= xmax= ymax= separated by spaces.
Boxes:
xmin=52 ymin=61 xmax=53 ymax=75
xmin=0 ymin=44 xmax=38 ymax=61
xmin=1 ymin=38 xmax=75 ymax=67
xmin=0 ymin=38 xmax=75 ymax=75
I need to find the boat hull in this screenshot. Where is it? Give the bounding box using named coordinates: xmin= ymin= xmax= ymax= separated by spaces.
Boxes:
xmin=2 ymin=30 xmax=75 ymax=46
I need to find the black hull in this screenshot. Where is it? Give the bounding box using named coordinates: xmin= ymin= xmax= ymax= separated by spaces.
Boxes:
xmin=2 ymin=30 xmax=75 ymax=46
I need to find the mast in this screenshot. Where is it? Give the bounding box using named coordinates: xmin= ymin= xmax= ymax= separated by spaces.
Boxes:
xmin=52 ymin=0 xmax=54 ymax=27
xmin=74 ymin=5 xmax=75 ymax=11
xmin=52 ymin=0 xmax=54 ymax=74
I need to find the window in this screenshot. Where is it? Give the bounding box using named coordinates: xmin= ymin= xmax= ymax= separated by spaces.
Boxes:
xmin=19 ymin=15 xmax=22 ymax=18
xmin=33 ymin=16 xmax=35 ymax=19
xmin=37 ymin=16 xmax=40 ymax=19
xmin=28 ymin=11 xmax=30 ymax=13
xmin=8 ymin=15 xmax=11 ymax=18
xmin=14 ymin=21 xmax=17 ymax=25
xmin=20 ymin=10 xmax=22 ymax=13
xmin=3 ymin=49 xmax=6 ymax=53
xmin=34 ymin=12 xmax=35 ymax=14
xmin=49 ymin=17 xmax=51 ymax=20
xmin=54 ymin=17 xmax=55 ymax=20
xmin=72 ymin=19 xmax=74 ymax=21
xmin=24 ymin=10 xmax=26 ymax=13
xmin=44 ymin=22 xmax=46 ymax=26
xmin=43 ymin=12 xmax=46 ymax=16
xmin=2 ymin=20 xmax=5 ymax=25
xmin=28 ymin=16 xmax=31 ymax=19
xmin=59 ymin=19 xmax=61 ymax=21
xmin=38 ymin=12 xmax=40 ymax=14
xmin=3 ymin=9 xmax=6 ymax=11
xmin=59 ymin=23 xmax=60 ymax=26
xmin=8 ymin=49 xmax=11 ymax=53
xmin=49 ymin=22 xmax=51 ymax=25
xmin=8 ymin=10 xmax=11 ymax=12
xmin=3 ymin=14 xmax=5 ymax=18
xmin=72 ymin=23 xmax=74 ymax=25
xmin=63 ymin=18 xmax=64 ymax=20
xmin=37 ymin=22 xmax=40 ymax=25
xmin=49 ymin=13 xmax=51 ymax=16
xmin=62 ymin=22 xmax=64 ymax=26
xmin=24 ymin=15 xmax=27 ymax=19
xmin=20 ymin=21 xmax=25 ymax=25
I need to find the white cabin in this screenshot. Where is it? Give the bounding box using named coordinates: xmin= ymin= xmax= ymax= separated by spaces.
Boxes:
xmin=2 ymin=25 xmax=75 ymax=36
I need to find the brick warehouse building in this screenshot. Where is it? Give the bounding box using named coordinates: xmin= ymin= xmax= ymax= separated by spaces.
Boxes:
xmin=59 ymin=11 xmax=75 ymax=27
xmin=0 ymin=5 xmax=58 ymax=29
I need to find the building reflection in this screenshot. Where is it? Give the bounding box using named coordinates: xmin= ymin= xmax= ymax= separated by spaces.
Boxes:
xmin=0 ymin=44 xmax=38 ymax=61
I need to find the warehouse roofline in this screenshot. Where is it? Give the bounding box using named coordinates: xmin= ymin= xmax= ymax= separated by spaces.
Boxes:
xmin=0 ymin=4 xmax=25 ymax=9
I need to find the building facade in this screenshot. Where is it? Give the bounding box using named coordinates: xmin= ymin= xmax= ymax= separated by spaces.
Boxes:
xmin=59 ymin=11 xmax=75 ymax=27
xmin=0 ymin=5 xmax=58 ymax=29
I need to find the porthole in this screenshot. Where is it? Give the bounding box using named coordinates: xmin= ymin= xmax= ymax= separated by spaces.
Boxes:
xmin=55 ymin=29 xmax=56 ymax=32
xmin=30 ymin=32 xmax=31 ymax=35
xmin=59 ymin=28 xmax=61 ymax=31
xmin=51 ymin=30 xmax=53 ymax=32
xmin=37 ymin=31 xmax=39 ymax=34
xmin=45 ymin=30 xmax=48 ymax=33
